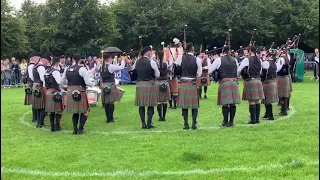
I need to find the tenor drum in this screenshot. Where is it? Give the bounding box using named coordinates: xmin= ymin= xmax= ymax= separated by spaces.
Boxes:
xmin=117 ymin=86 xmax=125 ymax=101
xmin=86 ymin=87 xmax=102 ymax=107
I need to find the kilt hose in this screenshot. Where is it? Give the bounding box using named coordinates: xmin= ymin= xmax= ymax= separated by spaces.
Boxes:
xmin=101 ymin=82 xmax=120 ymax=104
xmin=45 ymin=88 xmax=63 ymax=113
xmin=217 ymin=78 xmax=241 ymax=106
xmin=32 ymin=83 xmax=46 ymax=109
xmin=135 ymin=81 xmax=157 ymax=107
xmin=168 ymin=78 xmax=178 ymax=94
xmin=196 ymin=73 xmax=211 ymax=87
xmin=262 ymin=80 xmax=279 ymax=104
xmin=277 ymin=76 xmax=291 ymax=98
xmin=24 ymin=83 xmax=33 ymax=105
xmin=177 ymin=82 xmax=199 ymax=109
xmin=155 ymin=80 xmax=171 ymax=103
xmin=242 ymin=79 xmax=265 ymax=101
xmin=65 ymin=86 xmax=90 ymax=114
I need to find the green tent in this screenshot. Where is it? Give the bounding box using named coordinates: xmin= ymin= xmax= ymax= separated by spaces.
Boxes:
xmin=270 ymin=48 xmax=305 ymax=82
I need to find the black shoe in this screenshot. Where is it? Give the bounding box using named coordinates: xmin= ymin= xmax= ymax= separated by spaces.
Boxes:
xmin=77 ymin=130 xmax=86 ymax=134
xmin=267 ymin=117 xmax=275 ymax=120
xmin=158 ymin=118 xmax=165 ymax=121
xmin=191 ymin=125 xmax=198 ymax=130
xmin=55 ymin=124 xmax=62 ymax=131
xmin=142 ymin=125 xmax=147 ymax=129
xmin=262 ymin=114 xmax=269 ymax=119
xmin=183 ymin=126 xmax=189 ymax=130
xmin=50 ymin=128 xmax=55 ymax=132
xmin=204 ymin=95 xmax=208 ymax=99
xmin=228 ymin=123 xmax=234 ymax=127
xmin=247 ymin=121 xmax=255 ymax=124
xmin=279 ymin=112 xmax=288 ymax=116
xmin=146 ymin=125 xmax=156 ymax=129
xmin=72 ymin=130 xmax=78 ymax=135
xmin=255 ymin=120 xmax=260 ymax=124
xmin=36 ymin=124 xmax=39 ymax=128
xmin=220 ymin=123 xmax=228 ymax=127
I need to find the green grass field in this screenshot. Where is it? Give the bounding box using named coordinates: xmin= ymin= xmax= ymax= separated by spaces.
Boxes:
xmin=1 ymin=72 xmax=319 ymax=180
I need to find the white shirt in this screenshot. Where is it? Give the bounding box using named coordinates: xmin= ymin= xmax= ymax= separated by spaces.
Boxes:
xmin=174 ymin=53 xmax=202 ymax=77
xmin=27 ymin=63 xmax=35 ymax=81
xmin=261 ymin=61 xmax=270 ymax=70
xmin=208 ymin=55 xmax=239 ymax=74
xmin=315 ymin=56 xmax=319 ymax=63
xmin=107 ymin=60 xmax=125 ymax=73
xmin=276 ymin=57 xmax=285 ymax=72
xmin=132 ymin=56 xmax=160 ymax=78
xmin=60 ymin=66 xmax=95 ymax=87
xmin=51 ymin=66 xmax=62 ymax=85
xmin=237 ymin=56 xmax=262 ymax=76
xmin=36 ymin=64 xmax=46 ymax=87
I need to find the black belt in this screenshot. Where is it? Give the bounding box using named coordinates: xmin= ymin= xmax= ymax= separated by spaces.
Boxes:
xmin=245 ymin=78 xmax=261 ymax=82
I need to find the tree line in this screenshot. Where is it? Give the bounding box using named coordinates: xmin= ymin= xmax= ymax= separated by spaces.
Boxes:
xmin=1 ymin=0 xmax=319 ymax=59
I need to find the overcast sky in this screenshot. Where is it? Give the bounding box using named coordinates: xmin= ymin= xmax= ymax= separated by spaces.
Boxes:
xmin=8 ymin=0 xmax=113 ymax=10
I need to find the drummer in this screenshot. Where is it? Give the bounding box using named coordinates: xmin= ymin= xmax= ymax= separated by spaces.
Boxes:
xmin=99 ymin=54 xmax=127 ymax=123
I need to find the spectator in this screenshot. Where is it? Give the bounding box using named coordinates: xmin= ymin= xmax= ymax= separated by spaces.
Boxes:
xmin=65 ymin=56 xmax=72 ymax=66
xmin=1 ymin=60 xmax=4 ymax=87
xmin=311 ymin=48 xmax=319 ymax=79
xmin=2 ymin=59 xmax=11 ymax=88
xmin=20 ymin=59 xmax=27 ymax=75
xmin=11 ymin=59 xmax=21 ymax=86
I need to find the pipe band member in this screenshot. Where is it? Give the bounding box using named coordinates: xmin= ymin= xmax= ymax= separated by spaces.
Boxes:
xmin=60 ymin=53 xmax=95 ymax=135
xmin=196 ymin=51 xmax=211 ymax=99
xmin=44 ymin=57 xmax=63 ymax=131
xmin=261 ymin=51 xmax=278 ymax=120
xmin=238 ymin=46 xmax=265 ymax=124
xmin=209 ymin=46 xmax=240 ymax=127
xmin=132 ymin=44 xmax=160 ymax=129
xmin=32 ymin=53 xmax=50 ymax=128
xmin=276 ymin=50 xmax=291 ymax=116
xmin=155 ymin=51 xmax=171 ymax=121
xmin=100 ymin=54 xmax=125 ymax=123
xmin=175 ymin=43 xmax=202 ymax=130
xmin=25 ymin=52 xmax=41 ymax=123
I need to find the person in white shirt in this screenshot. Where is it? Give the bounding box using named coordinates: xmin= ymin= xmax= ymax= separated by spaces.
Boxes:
xmin=261 ymin=52 xmax=278 ymax=120
xmin=237 ymin=46 xmax=265 ymax=124
xmin=208 ymin=47 xmax=240 ymax=127
xmin=44 ymin=57 xmax=63 ymax=132
xmin=174 ymin=43 xmax=202 ymax=130
xmin=32 ymin=53 xmax=50 ymax=128
xmin=25 ymin=52 xmax=41 ymax=123
xmin=60 ymin=53 xmax=95 ymax=135
xmin=131 ymin=45 xmax=160 ymax=129
xmin=196 ymin=52 xmax=211 ymax=99
xmin=100 ymin=54 xmax=126 ymax=123
xmin=275 ymin=51 xmax=291 ymax=116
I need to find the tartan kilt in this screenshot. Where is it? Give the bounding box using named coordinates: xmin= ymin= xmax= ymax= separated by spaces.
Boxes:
xmin=262 ymin=80 xmax=279 ymax=104
xmin=277 ymin=76 xmax=291 ymax=98
xmin=242 ymin=79 xmax=265 ymax=101
xmin=135 ymin=81 xmax=157 ymax=107
xmin=24 ymin=83 xmax=33 ymax=105
xmin=177 ymin=82 xmax=199 ymax=109
xmin=217 ymin=79 xmax=240 ymax=105
xmin=196 ymin=72 xmax=211 ymax=86
xmin=45 ymin=88 xmax=63 ymax=113
xmin=288 ymin=75 xmax=293 ymax=92
xmin=65 ymin=86 xmax=90 ymax=114
xmin=168 ymin=78 xmax=178 ymax=93
xmin=32 ymin=84 xmax=46 ymax=109
xmin=101 ymin=83 xmax=120 ymax=104
xmin=155 ymin=80 xmax=171 ymax=102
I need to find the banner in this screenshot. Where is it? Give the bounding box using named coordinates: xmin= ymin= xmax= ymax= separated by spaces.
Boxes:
xmin=115 ymin=67 xmax=136 ymax=84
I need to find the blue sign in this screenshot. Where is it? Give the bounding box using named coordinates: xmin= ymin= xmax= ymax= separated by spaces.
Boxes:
xmin=115 ymin=68 xmax=136 ymax=84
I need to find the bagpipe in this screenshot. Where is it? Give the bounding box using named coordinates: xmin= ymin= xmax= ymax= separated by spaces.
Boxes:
xmin=128 ymin=35 xmax=143 ymax=81
xmin=209 ymin=29 xmax=232 ymax=83
xmin=240 ymin=29 xmax=258 ymax=80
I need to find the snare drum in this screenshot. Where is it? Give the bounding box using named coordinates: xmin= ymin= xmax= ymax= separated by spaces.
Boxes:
xmin=87 ymin=90 xmax=98 ymax=106
xmin=117 ymin=86 xmax=125 ymax=101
